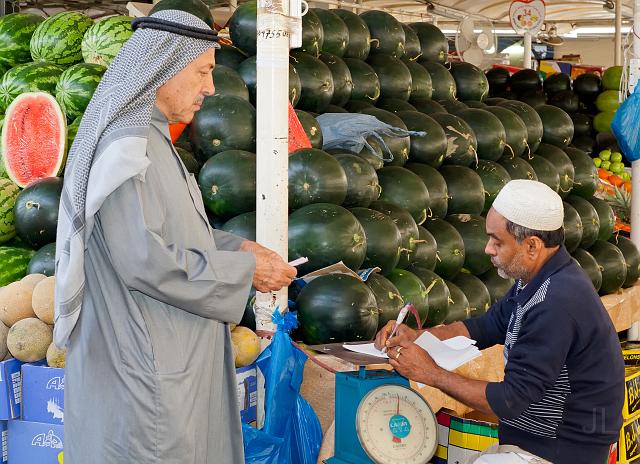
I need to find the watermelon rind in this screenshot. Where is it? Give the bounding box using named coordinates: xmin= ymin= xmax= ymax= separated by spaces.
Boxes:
xmin=55 ymin=63 xmax=105 ymax=121
xmin=1 ymin=92 xmax=66 ymax=188
xmin=0 ymin=246 xmax=35 ymax=286
xmin=0 ymin=13 xmax=45 ymax=69
xmin=0 ymin=178 xmax=20 ymax=243
xmin=30 ymin=12 xmax=94 ymax=66
xmin=81 ymin=16 xmax=133 ymax=67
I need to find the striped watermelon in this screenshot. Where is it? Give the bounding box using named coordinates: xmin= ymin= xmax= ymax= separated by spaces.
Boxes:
xmin=0 ymin=13 xmax=45 ymax=69
xmin=0 ymin=178 xmax=19 ymax=243
xmin=55 ymin=63 xmax=105 ymax=120
xmin=82 ymin=16 xmax=133 ymax=67
xmin=0 ymin=246 xmax=35 ymax=286
xmin=67 ymin=115 xmax=81 ymax=151
xmin=0 ymin=61 xmax=64 ymax=113
xmin=30 ymin=12 xmax=93 ymax=66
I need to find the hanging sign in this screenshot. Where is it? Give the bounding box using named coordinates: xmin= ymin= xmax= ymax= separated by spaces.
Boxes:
xmin=510 ymin=0 xmax=546 ymax=34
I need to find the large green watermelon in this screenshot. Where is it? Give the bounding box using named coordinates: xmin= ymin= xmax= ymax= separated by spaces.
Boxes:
xmin=14 ymin=176 xmax=62 ymax=248
xmin=528 ymin=154 xmax=560 ymax=193
xmin=430 ymin=113 xmax=478 ymax=167
xmin=351 ymin=207 xmax=401 ymax=274
xmin=290 ymin=51 xmax=334 ymax=113
xmin=446 ymin=214 xmax=491 ymax=275
xmin=27 ymin=242 xmax=55 ymax=276
xmin=367 ymin=273 xmax=404 ymax=328
xmin=386 ymin=269 xmax=429 ymax=328
xmin=397 ymin=111 xmax=446 ymax=167
xmin=0 ymin=178 xmax=19 ymax=243
xmin=359 ymin=108 xmax=410 ymax=166
xmin=150 ymin=0 xmax=214 ymax=27
xmin=609 ymin=235 xmax=640 ymax=288
xmin=198 ymin=150 xmax=256 ymax=219
xmin=334 ymin=153 xmax=380 ymax=208
xmin=498 ymin=156 xmax=537 ymax=181
xmin=55 ymin=63 xmax=106 ymax=121
xmin=564 ymin=147 xmax=597 ymax=199
xmin=497 ymin=100 xmax=543 ymax=153
xmin=30 ymin=12 xmax=93 ymax=66
xmin=294 ymin=110 xmax=323 ymax=149
xmin=288 ymin=148 xmax=347 ymax=210
xmin=405 ymin=163 xmax=448 ymax=218
xmin=589 ymin=240 xmax=627 ymax=295
xmin=221 ymin=211 xmax=256 ymax=241
xmin=420 ymin=62 xmax=456 ymax=101
xmin=213 ymin=65 xmax=250 ymax=101
xmin=410 ymin=225 xmax=438 ymax=271
xmin=404 ymin=60 xmax=432 ymax=102
xmin=401 ymin=24 xmax=421 ymax=61
xmin=333 ymin=10 xmax=370 ymax=60
xmin=424 ymin=218 xmax=465 ymax=280
xmin=376 ymin=166 xmax=429 ymax=224
xmin=536 ymin=104 xmax=574 ymax=148
xmin=572 ymin=248 xmax=602 ymax=292
xmin=479 ymin=267 xmax=514 ymax=304
xmin=536 ymin=143 xmax=575 ymax=198
xmin=318 ymin=52 xmax=353 ymax=107
xmin=406 ymin=266 xmax=451 ymax=327
xmin=409 ymin=23 xmax=448 ymax=64
xmin=452 ymin=272 xmax=491 ymax=318
xmin=439 ymin=165 xmax=485 ymax=215
xmin=229 ymin=1 xmax=258 ymax=56
xmin=0 ymin=13 xmax=44 ymax=70
xmin=299 ymin=9 xmax=324 ymax=57
xmin=444 ymin=280 xmax=470 ymax=323
xmin=484 ymin=106 xmax=528 ymax=158
xmin=457 ymin=109 xmax=506 ymax=161
xmin=486 ymin=68 xmax=510 ymax=96
xmin=81 ymin=16 xmax=133 ymax=67
xmin=367 ymin=54 xmax=412 ymax=102
xmin=296 ymin=274 xmax=379 ymax=344
xmin=587 ymin=197 xmax=615 ymax=241
xmin=563 ymin=201 xmax=583 ymax=253
xmin=0 ymin=62 xmax=64 ymax=113
xmin=343 ymin=58 xmax=380 ymax=103
xmin=450 ymin=62 xmax=489 ymax=101
xmin=376 ymin=98 xmax=416 ymax=113
xmin=215 ymin=44 xmax=248 ymax=70
xmin=313 ymin=9 xmax=349 ymax=57
xmin=360 ymin=11 xmax=405 ymax=58
xmin=0 ymin=246 xmax=35 ymax=286
xmin=288 ymin=203 xmax=366 ymax=274
xmin=369 ymin=200 xmax=419 ymax=270
xmin=476 ymin=160 xmax=511 ymax=213
xmin=567 ymin=195 xmax=599 ymax=249
xmin=189 ymin=95 xmax=256 ymax=162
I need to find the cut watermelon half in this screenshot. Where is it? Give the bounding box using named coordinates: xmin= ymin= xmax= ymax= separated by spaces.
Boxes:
xmin=1 ymin=92 xmax=66 ymax=188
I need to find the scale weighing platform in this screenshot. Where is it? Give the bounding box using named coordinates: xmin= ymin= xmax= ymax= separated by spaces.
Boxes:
xmin=309 ymin=343 xmax=439 ymax=464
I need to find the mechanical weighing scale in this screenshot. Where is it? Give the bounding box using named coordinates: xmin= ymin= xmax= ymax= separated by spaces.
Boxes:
xmin=309 ymin=343 xmax=439 ymax=464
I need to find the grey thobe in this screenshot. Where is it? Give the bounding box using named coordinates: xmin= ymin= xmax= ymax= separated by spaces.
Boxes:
xmin=64 ymin=108 xmax=255 ymax=463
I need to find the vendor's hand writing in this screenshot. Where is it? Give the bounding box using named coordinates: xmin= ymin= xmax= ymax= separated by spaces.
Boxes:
xmin=240 ymin=241 xmax=297 ymax=293
xmin=373 ymin=320 xmax=418 ymax=350
xmin=387 ymin=338 xmax=442 ymax=386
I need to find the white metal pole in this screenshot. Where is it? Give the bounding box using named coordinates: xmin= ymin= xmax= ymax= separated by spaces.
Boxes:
xmin=523 ymin=32 xmax=532 ymax=69
xmin=255 ymin=0 xmax=290 ymax=426
xmin=628 ymin=0 xmax=640 ymax=340
xmin=615 ymin=0 xmax=623 ymax=66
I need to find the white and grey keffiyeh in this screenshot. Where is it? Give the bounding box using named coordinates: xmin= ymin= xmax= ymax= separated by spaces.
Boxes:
xmin=54 ymin=10 xmax=218 ymax=347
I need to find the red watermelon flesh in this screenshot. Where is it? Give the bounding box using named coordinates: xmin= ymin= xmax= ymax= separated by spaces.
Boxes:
xmin=1 ymin=92 xmax=66 ymax=188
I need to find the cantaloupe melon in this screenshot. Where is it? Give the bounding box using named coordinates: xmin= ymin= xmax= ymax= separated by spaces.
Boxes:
xmin=32 ymin=275 xmax=55 ymax=324
xmin=21 ymin=273 xmax=46 ymax=290
xmin=7 ymin=317 xmax=52 ymax=362
xmin=231 ymin=326 xmax=261 ymax=367
xmin=46 ymin=342 xmax=65 ymax=368
xmin=0 ymin=321 xmax=8 ymax=360
xmin=0 ymin=280 xmax=36 ymax=326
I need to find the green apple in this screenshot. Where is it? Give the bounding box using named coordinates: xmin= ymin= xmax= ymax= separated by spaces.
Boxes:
xmin=611 ymin=161 xmax=625 ymax=173
xmin=612 ymin=152 xmax=623 ymax=163
xmin=599 ymin=149 xmax=612 ymax=161
xmin=601 ymin=160 xmax=612 ymax=170
xmin=594 ymin=157 xmax=602 ymax=168
xmin=621 ymin=172 xmax=632 ymax=181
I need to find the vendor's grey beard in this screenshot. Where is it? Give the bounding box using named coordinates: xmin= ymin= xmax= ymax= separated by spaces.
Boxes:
xmin=493 ymin=257 xmax=530 ymax=282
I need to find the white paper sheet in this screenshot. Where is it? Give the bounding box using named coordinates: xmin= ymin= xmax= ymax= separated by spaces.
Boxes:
xmin=342 ymin=331 xmax=481 ymax=373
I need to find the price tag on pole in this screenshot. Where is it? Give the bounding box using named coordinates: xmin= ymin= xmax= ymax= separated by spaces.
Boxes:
xmin=509 ymin=0 xmax=546 ymax=34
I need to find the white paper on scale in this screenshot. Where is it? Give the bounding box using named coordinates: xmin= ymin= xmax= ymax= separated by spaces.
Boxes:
xmin=343 ymin=331 xmax=481 ymax=373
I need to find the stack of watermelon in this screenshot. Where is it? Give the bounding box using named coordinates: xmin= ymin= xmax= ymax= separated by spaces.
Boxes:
xmin=0 ymin=11 xmax=134 ymax=286
xmin=171 ymin=2 xmax=640 ymax=346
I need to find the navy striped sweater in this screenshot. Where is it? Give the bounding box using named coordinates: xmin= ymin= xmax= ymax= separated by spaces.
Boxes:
xmin=464 ymin=246 xmax=624 ymax=464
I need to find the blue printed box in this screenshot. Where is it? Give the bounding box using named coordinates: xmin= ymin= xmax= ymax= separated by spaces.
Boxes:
xmin=21 ymin=364 xmax=64 ymax=425
xmin=0 ymin=359 xmax=23 ymax=420
xmin=0 ymin=421 xmax=7 ymax=463
xmin=8 ymin=420 xmax=63 ymax=464
xmin=236 ymin=365 xmax=257 ymax=423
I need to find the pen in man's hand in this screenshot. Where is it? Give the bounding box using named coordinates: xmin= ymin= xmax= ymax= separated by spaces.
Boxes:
xmin=381 ymin=303 xmax=412 ymax=354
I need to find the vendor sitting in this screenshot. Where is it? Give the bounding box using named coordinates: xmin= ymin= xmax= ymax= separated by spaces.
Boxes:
xmin=375 ymin=179 xmax=624 ymax=464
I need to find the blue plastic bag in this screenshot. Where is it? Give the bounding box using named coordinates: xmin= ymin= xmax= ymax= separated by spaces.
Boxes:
xmin=612 ymin=86 xmax=640 ymax=162
xmin=243 ymin=311 xmax=322 ymax=464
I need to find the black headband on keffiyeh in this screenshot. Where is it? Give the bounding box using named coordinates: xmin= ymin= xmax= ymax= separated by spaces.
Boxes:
xmin=131 ymin=16 xmax=221 ymax=45
xmin=54 ymin=9 xmax=219 ymax=347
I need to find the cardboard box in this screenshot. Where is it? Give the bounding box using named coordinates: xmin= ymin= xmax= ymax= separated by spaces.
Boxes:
xmin=236 ymin=365 xmax=257 ymax=424
xmin=21 ymin=364 xmax=64 ymax=425
xmin=0 ymin=421 xmax=7 ymax=463
xmin=624 ymin=367 xmax=640 ymax=420
xmin=0 ymin=359 xmax=23 ymax=420
xmin=618 ymin=414 xmax=640 ymax=463
xmin=8 ymin=420 xmax=63 ymax=464
xmin=622 ymin=342 xmax=640 ymax=366
xmin=431 ymin=409 xmax=499 ymax=464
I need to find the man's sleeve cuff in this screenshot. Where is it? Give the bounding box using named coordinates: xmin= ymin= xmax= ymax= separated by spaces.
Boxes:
xmin=463 ymin=317 xmax=487 ymax=347
xmin=486 ymin=381 xmax=515 ymax=420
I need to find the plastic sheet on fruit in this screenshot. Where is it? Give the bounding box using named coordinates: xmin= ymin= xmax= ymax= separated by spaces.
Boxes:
xmin=242 ymin=310 xmax=322 ymax=464
xmin=316 ymin=113 xmax=424 ymax=162
xmin=612 ymin=85 xmax=640 ymax=162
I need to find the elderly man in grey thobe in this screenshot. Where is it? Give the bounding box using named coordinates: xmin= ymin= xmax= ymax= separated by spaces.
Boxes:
xmin=54 ymin=10 xmax=296 ymax=464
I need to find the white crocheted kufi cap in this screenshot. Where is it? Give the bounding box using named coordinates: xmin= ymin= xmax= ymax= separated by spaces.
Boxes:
xmin=492 ymin=180 xmax=564 ymax=231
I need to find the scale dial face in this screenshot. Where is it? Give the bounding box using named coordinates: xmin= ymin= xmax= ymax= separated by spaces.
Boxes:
xmin=355 ymin=384 xmax=438 ymax=464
